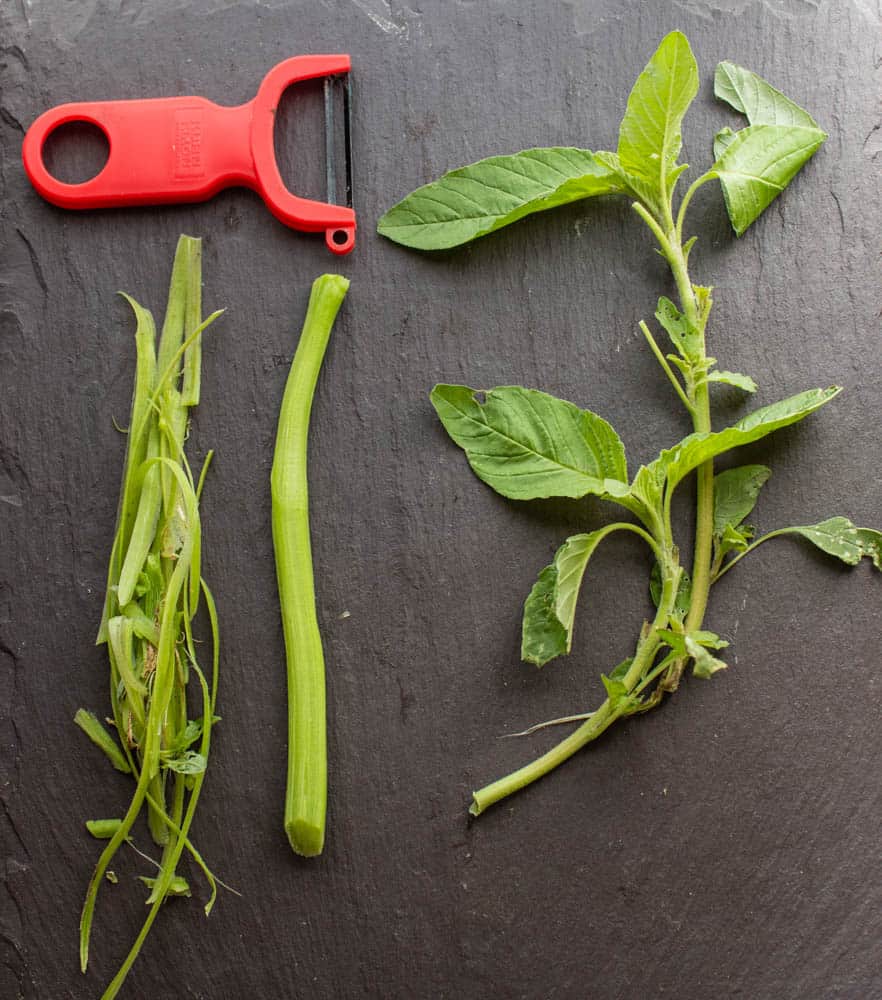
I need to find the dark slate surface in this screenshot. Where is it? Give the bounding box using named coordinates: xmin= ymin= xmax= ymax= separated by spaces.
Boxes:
xmin=2 ymin=2 xmax=881 ymax=998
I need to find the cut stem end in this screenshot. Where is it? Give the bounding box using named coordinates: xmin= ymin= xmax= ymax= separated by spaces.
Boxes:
xmin=285 ymin=819 xmax=325 ymax=858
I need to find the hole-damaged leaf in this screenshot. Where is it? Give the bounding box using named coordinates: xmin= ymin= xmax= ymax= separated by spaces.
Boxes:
xmin=163 ymin=751 xmax=207 ymax=775
xmin=774 ymin=517 xmax=882 ymax=569
xmin=655 ymin=295 xmax=701 ymax=360
xmin=431 ymin=384 xmax=630 ymax=501
xmin=655 ymin=386 xmax=840 ymax=495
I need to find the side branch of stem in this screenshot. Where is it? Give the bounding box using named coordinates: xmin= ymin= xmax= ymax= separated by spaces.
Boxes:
xmin=638 ymin=320 xmax=695 ymax=414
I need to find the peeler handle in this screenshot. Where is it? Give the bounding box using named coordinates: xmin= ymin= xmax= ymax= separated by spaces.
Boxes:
xmin=21 ymin=55 xmax=356 ymax=255
xmin=22 ymin=96 xmax=256 ymax=206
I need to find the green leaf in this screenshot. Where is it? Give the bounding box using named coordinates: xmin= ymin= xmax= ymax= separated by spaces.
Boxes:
xmin=649 ymin=562 xmax=692 ymax=617
xmin=658 ymin=386 xmax=840 ymax=494
xmin=706 ymin=371 xmax=758 ymax=393
xmin=617 ymin=31 xmax=699 ymax=196
xmin=690 ymin=630 xmax=729 ymax=650
xmin=628 ymin=462 xmax=667 ymax=519
xmin=521 ymin=565 xmax=568 ymax=667
xmin=161 ymin=488 xmax=189 ymax=559
xmin=718 ymin=522 xmax=754 ymax=558
xmin=162 ymin=751 xmax=207 ymax=775
xmin=600 ymin=673 xmax=642 ymax=715
xmin=655 ymin=296 xmax=700 ymax=360
xmin=138 ymin=875 xmax=192 ymax=898
xmin=656 ymin=628 xmax=686 ymax=655
xmin=711 ymin=63 xmax=825 ymax=236
xmin=608 ymin=657 xmax=633 ymax=683
xmin=521 ymin=530 xmax=620 ymax=666
xmin=593 ymin=151 xmax=667 ymax=215
xmin=686 ymin=636 xmax=728 ymax=679
xmin=715 ymin=61 xmax=821 ymax=130
xmin=774 ymin=517 xmax=882 ymax=569
xmin=713 ymin=464 xmax=771 ymax=536
xmin=658 ymin=629 xmax=729 ymax=678
xmin=600 ymin=672 xmax=627 ymax=701
xmin=713 ymin=127 xmax=737 ymax=160
xmin=168 ymin=715 xmax=221 ymax=754
xmin=431 ymin=385 xmax=629 ymax=501
xmin=658 ymin=628 xmax=728 ymax=656
xmin=376 ymin=147 xmax=626 ymax=250
xmin=712 ymin=124 xmax=826 ymax=236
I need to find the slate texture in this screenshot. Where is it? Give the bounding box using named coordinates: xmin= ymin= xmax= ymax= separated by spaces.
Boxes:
xmin=1 ymin=2 xmax=880 ymax=998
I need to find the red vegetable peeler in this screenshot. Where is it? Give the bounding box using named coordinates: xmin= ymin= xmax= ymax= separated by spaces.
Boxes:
xmin=21 ymin=55 xmax=356 ymax=254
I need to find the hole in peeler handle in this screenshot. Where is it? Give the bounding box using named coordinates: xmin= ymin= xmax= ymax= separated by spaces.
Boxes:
xmin=42 ymin=120 xmax=110 ymax=185
xmin=326 ymin=227 xmax=355 ymax=255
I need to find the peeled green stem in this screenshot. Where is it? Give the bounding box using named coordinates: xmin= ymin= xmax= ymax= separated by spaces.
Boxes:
xmin=116 ymin=428 xmax=161 ymax=607
xmin=271 ymin=274 xmax=350 ymax=857
xmin=181 ymin=238 xmax=203 ymax=407
xmin=97 ymin=298 xmax=156 ymax=644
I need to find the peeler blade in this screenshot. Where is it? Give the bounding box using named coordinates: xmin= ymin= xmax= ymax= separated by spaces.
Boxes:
xmin=343 ymin=74 xmax=353 ymax=209
xmin=323 ymin=73 xmax=353 ymax=211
